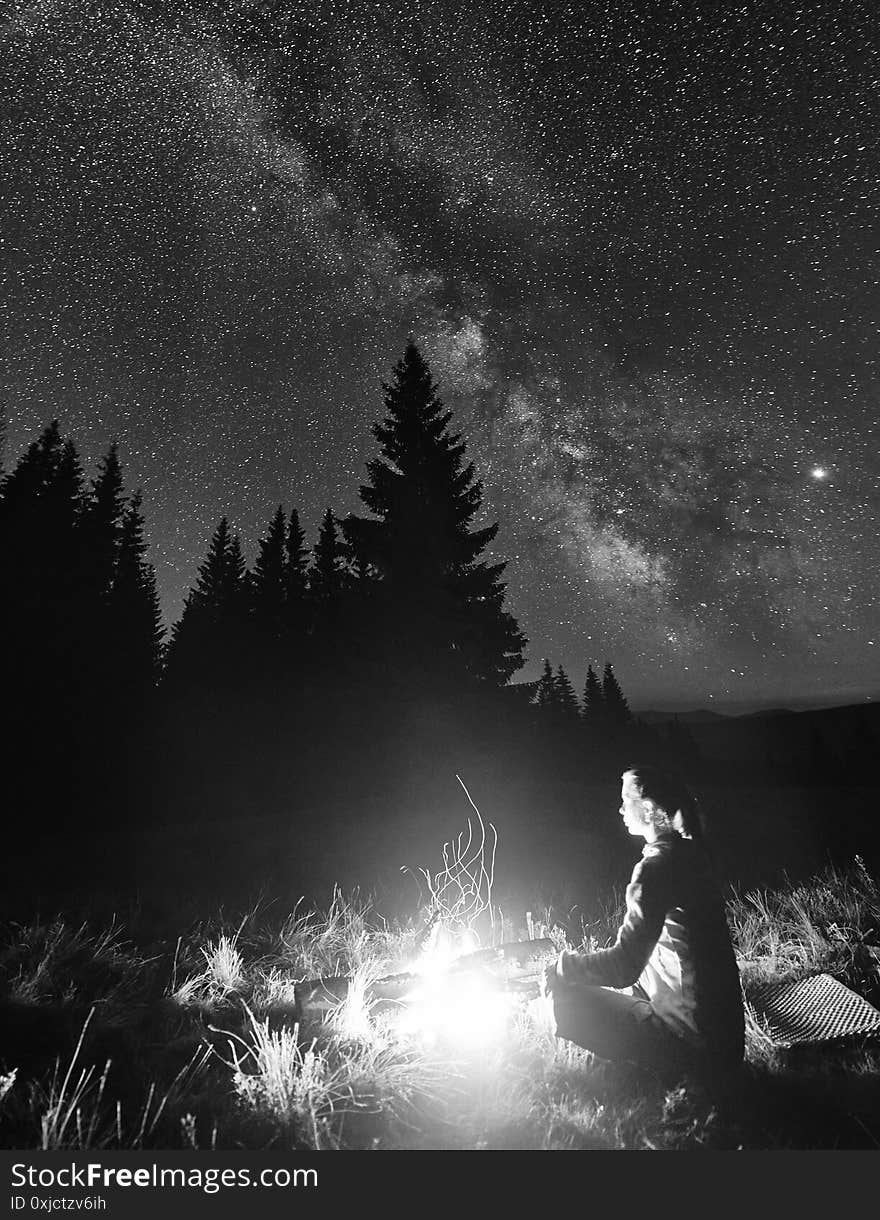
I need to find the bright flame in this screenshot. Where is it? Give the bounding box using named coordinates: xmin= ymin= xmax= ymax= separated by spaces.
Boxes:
xmin=415 ymin=926 xmax=480 ymax=980
xmin=392 ymin=925 xmax=514 ymax=1048
xmin=398 ymin=971 xmax=514 ymax=1049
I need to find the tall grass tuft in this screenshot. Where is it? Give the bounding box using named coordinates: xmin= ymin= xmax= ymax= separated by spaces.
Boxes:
xmin=729 ymin=859 xmax=880 ymax=987
xmin=3 ymin=918 xmax=154 ymax=1016
xmin=171 ymin=928 xmax=249 ymax=1007
xmin=276 ymin=888 xmax=413 ymax=980
xmin=217 ymin=1006 xmax=347 ymax=1148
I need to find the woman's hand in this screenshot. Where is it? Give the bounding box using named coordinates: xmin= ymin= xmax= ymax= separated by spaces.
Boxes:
xmin=541 ymin=960 xmax=562 ymax=998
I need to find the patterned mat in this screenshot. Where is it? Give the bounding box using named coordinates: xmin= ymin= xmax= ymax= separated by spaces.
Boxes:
xmin=746 ymin=973 xmax=880 ymax=1047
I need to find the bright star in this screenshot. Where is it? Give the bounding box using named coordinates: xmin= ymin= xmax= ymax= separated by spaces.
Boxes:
xmin=810 ymin=466 xmax=828 ymax=480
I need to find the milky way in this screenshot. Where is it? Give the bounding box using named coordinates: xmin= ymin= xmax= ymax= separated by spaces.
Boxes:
xmin=1 ymin=0 xmax=877 ymax=708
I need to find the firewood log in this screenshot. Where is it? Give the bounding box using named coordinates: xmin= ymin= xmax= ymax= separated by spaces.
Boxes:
xmin=294 ymin=938 xmax=557 ymax=1020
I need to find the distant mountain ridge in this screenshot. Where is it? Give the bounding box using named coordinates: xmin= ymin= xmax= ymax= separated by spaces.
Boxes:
xmin=634 ymin=700 xmax=879 ymax=776
xmin=637 ymin=708 xmax=736 ymax=725
xmin=637 ymin=700 xmax=877 ymax=725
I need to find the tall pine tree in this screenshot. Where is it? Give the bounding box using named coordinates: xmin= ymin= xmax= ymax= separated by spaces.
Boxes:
xmin=534 ymin=658 xmax=557 ymax=711
xmin=251 ymin=505 xmax=287 ymax=645
xmin=79 ymin=444 xmax=125 ymax=604
xmin=602 ymin=662 xmax=632 ymax=728
xmin=29 ymin=435 xmax=88 ymax=686
xmin=554 ymin=665 xmax=580 ymax=718
xmin=46 ymin=438 xmax=87 ymax=612
xmin=582 ymin=664 xmax=604 ymax=723
xmin=310 ymin=508 xmax=347 ymax=605
xmin=78 ymin=444 xmax=127 ymax=704
xmin=0 ymin=422 xmax=69 ymax=634
xmin=0 ymin=423 xmax=96 ymax=826
xmin=341 ymin=343 xmax=526 ymax=687
xmin=285 ymin=508 xmax=309 ymax=601
xmin=110 ymin=491 xmax=164 ymax=691
xmin=165 ymin=517 xmax=248 ymax=692
xmin=282 ymin=507 xmax=310 ymax=644
xmin=225 ymin=534 xmax=250 ymax=682
xmin=306 ymin=508 xmax=352 ymax=673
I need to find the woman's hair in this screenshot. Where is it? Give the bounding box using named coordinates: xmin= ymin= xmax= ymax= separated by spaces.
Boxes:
xmin=623 ymin=764 xmax=703 ymax=841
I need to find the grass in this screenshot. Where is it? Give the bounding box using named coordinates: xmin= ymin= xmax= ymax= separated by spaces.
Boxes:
xmin=1 ymin=862 xmax=880 ymax=1150
xmin=730 ymin=856 xmax=880 ymax=986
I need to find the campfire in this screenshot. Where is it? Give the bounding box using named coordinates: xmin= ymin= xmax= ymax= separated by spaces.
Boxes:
xmin=295 ymin=778 xmax=560 ymax=1048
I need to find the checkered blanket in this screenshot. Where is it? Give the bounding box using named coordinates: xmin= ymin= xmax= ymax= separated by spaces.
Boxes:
xmin=745 ymin=973 xmax=880 ymax=1047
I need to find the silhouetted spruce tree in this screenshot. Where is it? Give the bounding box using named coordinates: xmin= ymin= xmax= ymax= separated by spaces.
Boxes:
xmin=0 ymin=423 xmax=94 ymax=826
xmin=310 ymin=507 xmax=348 ymax=620
xmin=47 ymin=437 xmax=86 ymax=572
xmin=1 ymin=425 xmax=60 ymax=694
xmin=226 ymin=534 xmax=247 ymax=595
xmin=0 ymin=422 xmax=66 ymax=627
xmin=341 ymin=343 xmax=526 ymax=687
xmin=0 ymin=419 xmax=64 ymax=511
xmin=109 ymin=491 xmax=164 ymax=691
xmin=39 ymin=437 xmax=90 ymax=687
xmin=535 ymin=658 xmax=557 ymax=711
xmin=602 ymin=662 xmax=632 ymax=729
xmin=165 ymin=517 xmax=248 ymax=692
xmin=226 ymin=530 xmax=252 ymax=663
xmin=582 ymin=664 xmax=604 ymax=724
xmin=1 ymin=424 xmax=89 ymax=632
xmin=252 ymin=505 xmax=287 ymax=646
xmin=98 ymin=488 xmax=165 ymax=827
xmin=555 ymin=665 xmax=580 ymax=718
xmin=285 ymin=508 xmax=309 ymax=606
xmin=180 ymin=517 xmax=233 ymax=610
xmin=78 ymin=444 xmax=127 ymax=710
xmin=79 ymin=444 xmax=124 ymax=604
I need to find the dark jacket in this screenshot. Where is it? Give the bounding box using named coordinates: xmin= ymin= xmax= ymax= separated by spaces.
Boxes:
xmin=559 ymin=833 xmax=744 ymax=1064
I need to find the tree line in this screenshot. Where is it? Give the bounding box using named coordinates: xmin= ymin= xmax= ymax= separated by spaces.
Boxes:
xmin=9 ymin=342 xmax=870 ymax=909
xmin=533 ymin=659 xmax=632 ymax=731
xmin=159 ymin=348 xmax=526 ymax=711
xmin=1 ymin=346 xmax=648 ymax=864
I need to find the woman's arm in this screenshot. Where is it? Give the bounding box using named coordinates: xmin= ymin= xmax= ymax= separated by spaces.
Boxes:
xmin=556 ymin=857 xmax=670 ymax=989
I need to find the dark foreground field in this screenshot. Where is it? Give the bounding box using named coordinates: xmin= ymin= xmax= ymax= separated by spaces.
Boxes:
xmin=2 ymin=823 xmax=880 ymax=1150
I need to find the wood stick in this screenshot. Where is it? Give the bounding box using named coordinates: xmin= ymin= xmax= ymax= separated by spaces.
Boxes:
xmin=294 ymin=938 xmax=557 ymax=1019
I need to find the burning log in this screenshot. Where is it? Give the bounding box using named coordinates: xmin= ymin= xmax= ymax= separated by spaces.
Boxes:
xmin=294 ymin=938 xmax=557 ymax=1021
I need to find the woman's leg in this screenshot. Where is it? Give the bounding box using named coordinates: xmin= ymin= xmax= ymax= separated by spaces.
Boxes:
xmin=551 ymin=983 xmax=692 ymax=1073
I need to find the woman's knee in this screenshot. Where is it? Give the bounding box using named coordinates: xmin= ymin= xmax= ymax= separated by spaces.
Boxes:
xmin=552 ymin=985 xmax=660 ymax=1061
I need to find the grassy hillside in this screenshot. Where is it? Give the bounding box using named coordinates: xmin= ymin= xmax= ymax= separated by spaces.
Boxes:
xmin=2 ymin=860 xmax=879 ymax=1150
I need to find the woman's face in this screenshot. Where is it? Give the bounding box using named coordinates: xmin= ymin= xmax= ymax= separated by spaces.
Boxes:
xmin=619 ymin=774 xmax=650 ymax=838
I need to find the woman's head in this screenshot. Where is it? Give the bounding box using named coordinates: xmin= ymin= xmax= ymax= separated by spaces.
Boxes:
xmin=619 ymin=765 xmax=702 ymax=841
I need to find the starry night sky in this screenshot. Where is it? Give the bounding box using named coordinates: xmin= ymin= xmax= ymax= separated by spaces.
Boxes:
xmin=1 ymin=0 xmax=877 ymax=710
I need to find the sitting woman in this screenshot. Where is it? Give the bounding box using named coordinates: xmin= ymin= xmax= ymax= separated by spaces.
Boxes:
xmin=544 ymin=765 xmax=744 ymax=1080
